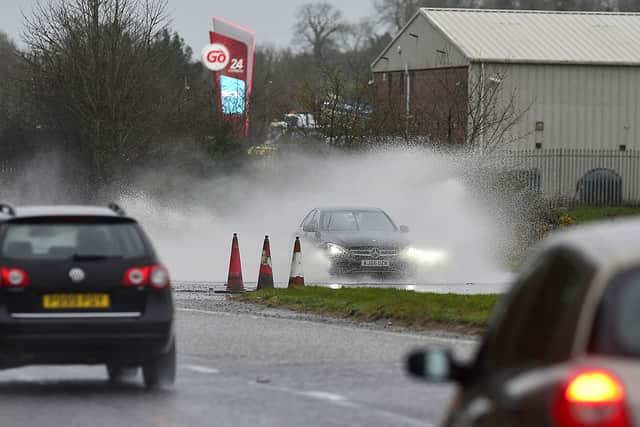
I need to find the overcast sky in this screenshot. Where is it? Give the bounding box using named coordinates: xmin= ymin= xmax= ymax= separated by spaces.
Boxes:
xmin=0 ymin=0 xmax=374 ymax=51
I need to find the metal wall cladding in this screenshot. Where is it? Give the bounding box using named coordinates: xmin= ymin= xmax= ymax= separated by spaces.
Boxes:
xmin=372 ymin=13 xmax=469 ymax=73
xmin=423 ymin=9 xmax=640 ymax=66
xmin=480 ymin=63 xmax=640 ymax=151
xmin=498 ymin=149 xmax=640 ymax=205
xmin=372 ymin=9 xmax=640 ymax=152
xmin=373 ymin=9 xmax=640 ymax=73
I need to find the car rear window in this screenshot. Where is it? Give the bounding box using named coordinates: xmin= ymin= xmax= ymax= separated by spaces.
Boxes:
xmin=589 ymin=267 xmax=640 ymax=358
xmin=0 ymin=222 xmax=147 ymax=260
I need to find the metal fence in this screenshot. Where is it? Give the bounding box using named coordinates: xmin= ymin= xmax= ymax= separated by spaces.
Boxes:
xmin=496 ymin=148 xmax=640 ymax=206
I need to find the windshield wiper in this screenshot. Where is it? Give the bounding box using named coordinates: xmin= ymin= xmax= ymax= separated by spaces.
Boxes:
xmin=71 ymin=254 xmax=123 ymax=261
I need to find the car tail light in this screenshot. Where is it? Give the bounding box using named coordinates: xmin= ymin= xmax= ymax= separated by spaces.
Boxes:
xmin=0 ymin=268 xmax=30 ymax=288
xmin=123 ymin=265 xmax=170 ymax=289
xmin=149 ymin=265 xmax=170 ymax=289
xmin=553 ymin=370 xmax=631 ymax=427
xmin=124 ymin=266 xmax=150 ymax=286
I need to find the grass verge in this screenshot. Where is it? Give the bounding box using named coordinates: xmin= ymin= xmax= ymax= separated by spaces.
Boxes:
xmin=235 ymin=287 xmax=500 ymax=335
xmin=507 ymin=206 xmax=640 ymax=270
xmin=567 ymin=206 xmax=640 ymax=223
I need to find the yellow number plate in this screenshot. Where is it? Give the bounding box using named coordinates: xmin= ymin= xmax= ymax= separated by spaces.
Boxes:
xmin=43 ymin=294 xmax=110 ymax=309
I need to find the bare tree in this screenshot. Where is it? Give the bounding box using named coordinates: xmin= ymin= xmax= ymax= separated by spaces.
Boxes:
xmin=486 ymin=0 xmax=640 ymax=9
xmin=614 ymin=0 xmax=640 ymax=11
xmin=370 ymin=60 xmax=529 ymax=153
xmin=297 ymin=67 xmax=375 ymax=147
xmin=21 ymin=0 xmax=181 ymax=188
xmin=374 ymin=0 xmax=640 ymax=30
xmin=292 ymin=2 xmax=349 ymax=62
xmin=375 ymin=0 xmax=426 ymax=32
xmin=465 ymin=68 xmax=531 ymax=154
xmin=414 ymin=67 xmax=528 ymax=152
xmin=0 ymin=32 xmax=17 ymax=130
xmin=0 ymin=32 xmax=26 ymax=158
xmin=374 ymin=0 xmax=481 ymax=32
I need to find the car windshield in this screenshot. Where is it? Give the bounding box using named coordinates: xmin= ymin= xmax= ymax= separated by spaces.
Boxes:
xmin=590 ymin=266 xmax=640 ymax=357
xmin=321 ymin=211 xmax=396 ymax=232
xmin=0 ymin=222 xmax=147 ymax=260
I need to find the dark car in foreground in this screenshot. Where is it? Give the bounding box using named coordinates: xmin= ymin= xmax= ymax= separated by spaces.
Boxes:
xmin=407 ymin=219 xmax=640 ymax=426
xmin=298 ymin=207 xmax=416 ymax=277
xmin=0 ymin=203 xmax=174 ymax=389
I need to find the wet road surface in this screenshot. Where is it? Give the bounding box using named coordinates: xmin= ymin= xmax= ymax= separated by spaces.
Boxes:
xmin=0 ymin=295 xmax=477 ymax=427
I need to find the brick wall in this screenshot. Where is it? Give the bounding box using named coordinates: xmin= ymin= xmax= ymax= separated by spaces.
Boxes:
xmin=373 ymin=67 xmax=469 ymax=143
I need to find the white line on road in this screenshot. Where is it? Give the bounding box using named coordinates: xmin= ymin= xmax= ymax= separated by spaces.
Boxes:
xmin=253 ymin=382 xmax=433 ymax=426
xmin=303 ymin=391 xmax=352 ymax=403
xmin=181 ymin=365 xmax=221 ymax=375
xmin=252 ymin=382 xmax=358 ymax=408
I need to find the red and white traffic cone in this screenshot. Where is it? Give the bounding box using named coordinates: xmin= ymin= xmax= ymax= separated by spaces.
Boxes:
xmin=225 ymin=233 xmax=245 ymax=293
xmin=257 ymin=236 xmax=274 ymax=290
xmin=288 ymin=237 xmax=304 ymax=288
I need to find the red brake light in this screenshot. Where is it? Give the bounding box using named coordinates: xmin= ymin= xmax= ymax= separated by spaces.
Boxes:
xmin=553 ymin=370 xmax=631 ymax=427
xmin=124 ymin=267 xmax=150 ymax=286
xmin=123 ymin=265 xmax=169 ymax=289
xmin=1 ymin=268 xmax=30 ymax=288
xmin=566 ymin=372 xmax=625 ymax=403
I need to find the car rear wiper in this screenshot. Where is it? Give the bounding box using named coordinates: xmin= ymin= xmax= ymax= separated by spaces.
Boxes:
xmin=71 ymin=254 xmax=123 ymax=261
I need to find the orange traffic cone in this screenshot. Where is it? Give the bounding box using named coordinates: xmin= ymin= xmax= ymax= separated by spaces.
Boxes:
xmin=288 ymin=237 xmax=304 ymax=288
xmin=225 ymin=233 xmax=245 ymax=293
xmin=257 ymin=236 xmax=274 ymax=290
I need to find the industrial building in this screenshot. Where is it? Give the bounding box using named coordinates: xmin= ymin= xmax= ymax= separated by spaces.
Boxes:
xmin=372 ymin=8 xmax=640 ymax=150
xmin=371 ymin=9 xmax=640 ymax=202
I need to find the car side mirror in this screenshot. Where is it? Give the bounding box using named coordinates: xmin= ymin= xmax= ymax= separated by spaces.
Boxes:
xmin=406 ymin=348 xmax=459 ymax=383
xmin=400 ymin=225 xmax=409 ymax=233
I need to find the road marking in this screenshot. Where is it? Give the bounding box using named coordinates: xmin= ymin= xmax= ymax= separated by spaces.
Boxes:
xmin=182 ymin=365 xmax=220 ymax=375
xmin=303 ymin=391 xmax=350 ymax=402
xmin=176 ymin=308 xmax=476 ymax=345
xmin=254 ymin=382 xmax=432 ymax=426
xmin=253 ymin=383 xmax=359 ymax=408
xmin=1 ymin=371 xmax=38 ymax=382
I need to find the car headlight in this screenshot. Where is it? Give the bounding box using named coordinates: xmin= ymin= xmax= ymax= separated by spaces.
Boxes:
xmin=402 ymin=247 xmax=448 ymax=266
xmin=327 ymin=243 xmax=348 ymax=256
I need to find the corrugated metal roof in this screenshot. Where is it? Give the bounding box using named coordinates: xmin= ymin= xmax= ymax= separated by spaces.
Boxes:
xmin=421 ymin=8 xmax=640 ymax=65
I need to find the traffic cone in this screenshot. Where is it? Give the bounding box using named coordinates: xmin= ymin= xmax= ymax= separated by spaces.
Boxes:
xmin=225 ymin=233 xmax=245 ymax=293
xmin=288 ymin=237 xmax=304 ymax=288
xmin=257 ymin=236 xmax=274 ymax=290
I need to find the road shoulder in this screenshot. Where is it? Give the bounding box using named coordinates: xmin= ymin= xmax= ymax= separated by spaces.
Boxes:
xmin=175 ymin=291 xmax=479 ymax=342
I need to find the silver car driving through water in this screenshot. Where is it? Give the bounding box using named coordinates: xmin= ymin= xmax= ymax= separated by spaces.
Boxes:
xmin=297 ymin=207 xmax=417 ymax=277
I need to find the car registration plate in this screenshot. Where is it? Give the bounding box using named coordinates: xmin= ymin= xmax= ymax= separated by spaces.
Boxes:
xmin=361 ymin=260 xmax=391 ymax=267
xmin=43 ymin=294 xmax=110 ymax=309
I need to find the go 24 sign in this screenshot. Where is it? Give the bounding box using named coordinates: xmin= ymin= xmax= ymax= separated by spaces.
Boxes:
xmin=206 ymin=30 xmax=251 ymax=117
xmin=201 ymin=43 xmax=244 ymax=73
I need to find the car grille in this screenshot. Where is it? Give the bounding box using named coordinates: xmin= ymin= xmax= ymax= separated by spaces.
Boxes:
xmin=349 ymin=247 xmax=398 ymax=258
